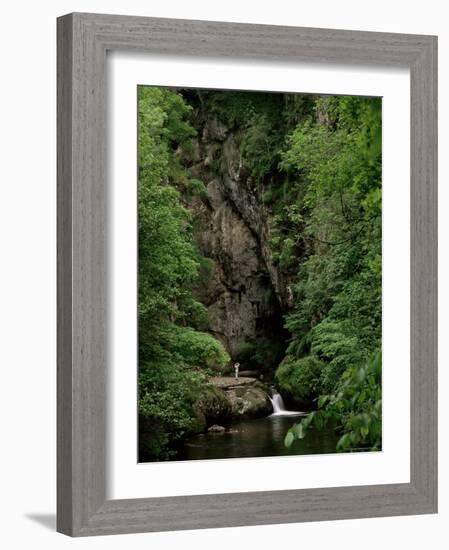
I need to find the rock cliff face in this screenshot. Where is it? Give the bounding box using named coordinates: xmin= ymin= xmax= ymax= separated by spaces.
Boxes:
xmin=181 ymin=107 xmax=289 ymax=366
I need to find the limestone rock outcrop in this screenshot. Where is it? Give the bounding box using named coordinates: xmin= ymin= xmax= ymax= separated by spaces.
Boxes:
xmin=181 ymin=106 xmax=290 ymax=366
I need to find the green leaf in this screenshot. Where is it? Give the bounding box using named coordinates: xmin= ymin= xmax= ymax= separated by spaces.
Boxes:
xmin=294 ymin=423 xmax=305 ymax=440
xmin=302 ymin=413 xmax=314 ymax=429
xmin=284 ymin=430 xmax=295 ymax=448
xmin=336 ymin=433 xmax=351 ymax=451
xmin=318 ymin=395 xmax=329 ymax=408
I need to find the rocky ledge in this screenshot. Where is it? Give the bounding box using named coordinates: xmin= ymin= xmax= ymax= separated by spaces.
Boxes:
xmin=195 ymin=377 xmax=273 ymax=428
xmin=209 ymin=376 xmax=259 ymax=389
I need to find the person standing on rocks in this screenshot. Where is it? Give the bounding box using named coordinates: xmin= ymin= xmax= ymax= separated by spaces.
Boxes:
xmin=234 ymin=362 xmax=240 ymax=380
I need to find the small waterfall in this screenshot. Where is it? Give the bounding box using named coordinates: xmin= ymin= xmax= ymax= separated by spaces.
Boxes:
xmin=270 ymin=392 xmax=286 ymax=414
xmin=269 ymin=391 xmax=302 ymax=416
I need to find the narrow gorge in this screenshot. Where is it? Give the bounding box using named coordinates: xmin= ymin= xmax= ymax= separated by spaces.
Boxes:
xmin=180 ymin=95 xmax=291 ymax=377
xmin=138 ymin=87 xmax=382 ymax=461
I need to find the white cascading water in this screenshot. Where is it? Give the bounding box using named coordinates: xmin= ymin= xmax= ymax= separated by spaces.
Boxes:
xmin=270 ymin=392 xmax=286 ymax=413
xmin=269 ymin=392 xmax=302 ymax=416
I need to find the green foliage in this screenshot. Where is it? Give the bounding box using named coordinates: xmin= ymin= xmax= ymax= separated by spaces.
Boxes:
xmin=186 ymin=178 xmax=208 ymax=199
xmin=285 ymin=351 xmax=382 ymax=451
xmin=138 ymin=356 xmax=207 ymax=460
xmin=251 ymin=337 xmax=286 ymax=372
xmin=138 ymin=87 xmax=202 ymax=332
xmin=139 ymin=360 xmax=206 ymax=433
xmin=168 ymin=326 xmax=230 ymax=373
xmin=277 ymin=95 xmax=382 ymax=392
xmin=138 ymin=87 xmax=382 ymax=458
xmin=233 ymin=340 xmax=256 ymax=364
xmin=203 ymin=91 xmax=288 ymax=180
xmin=138 ymin=86 xmax=230 ymax=460
xmin=201 ymin=93 xmax=382 ymax=392
xmin=275 ymin=356 xmax=324 ymax=409
xmin=234 ymin=337 xmax=285 ymax=374
xmin=309 ymin=320 xmax=363 ymax=393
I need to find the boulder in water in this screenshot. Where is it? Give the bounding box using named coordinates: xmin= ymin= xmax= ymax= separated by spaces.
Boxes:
xmin=196 ymin=385 xmax=233 ymax=426
xmin=226 ymin=382 xmax=273 ymax=419
xmin=204 ymin=377 xmax=273 ymax=420
xmin=208 ymin=424 xmax=226 ymax=433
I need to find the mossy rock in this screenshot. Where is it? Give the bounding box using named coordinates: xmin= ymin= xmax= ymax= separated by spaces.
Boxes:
xmin=226 ymin=384 xmax=272 ymax=418
xmin=196 ymin=385 xmax=233 ymax=426
xmin=274 ymin=355 xmax=323 ymax=410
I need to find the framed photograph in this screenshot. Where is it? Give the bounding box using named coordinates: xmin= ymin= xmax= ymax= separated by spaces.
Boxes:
xmin=57 ymin=12 xmax=437 ymax=536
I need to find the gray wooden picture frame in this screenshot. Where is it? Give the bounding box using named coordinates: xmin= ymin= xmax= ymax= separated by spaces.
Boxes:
xmin=57 ymin=12 xmax=438 ymax=537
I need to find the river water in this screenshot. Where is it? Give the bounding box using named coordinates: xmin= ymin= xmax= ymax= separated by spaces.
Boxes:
xmin=177 ymin=412 xmax=340 ymax=461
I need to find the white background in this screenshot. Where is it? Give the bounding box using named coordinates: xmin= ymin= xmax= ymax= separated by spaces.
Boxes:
xmin=109 ymin=55 xmax=410 ymax=499
xmin=0 ymin=1 xmax=445 ymax=549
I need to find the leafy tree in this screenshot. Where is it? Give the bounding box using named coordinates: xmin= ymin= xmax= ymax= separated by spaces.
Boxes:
xmin=138 ymin=87 xmax=382 ymax=457
xmin=138 ymin=86 xmax=230 ymax=460
xmin=275 ymin=356 xmax=324 ymax=410
xmin=214 ymin=92 xmax=383 ymax=449
xmin=274 ymin=96 xmax=382 ymax=450
xmin=285 ymin=351 xmax=382 ymax=451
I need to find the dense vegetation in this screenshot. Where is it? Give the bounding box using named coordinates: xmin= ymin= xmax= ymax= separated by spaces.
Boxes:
xmin=138 ymin=87 xmax=230 ymax=460
xmin=138 ymin=86 xmax=382 ymax=460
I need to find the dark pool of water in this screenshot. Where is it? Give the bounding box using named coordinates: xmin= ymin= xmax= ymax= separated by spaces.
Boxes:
xmin=177 ymin=414 xmax=340 ymax=461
